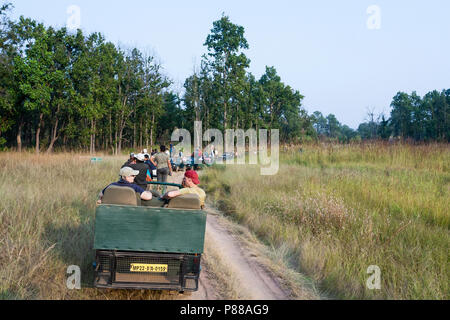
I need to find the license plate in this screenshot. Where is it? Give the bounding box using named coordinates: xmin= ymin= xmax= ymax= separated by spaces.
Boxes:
xmin=130 ymin=263 xmax=168 ymax=273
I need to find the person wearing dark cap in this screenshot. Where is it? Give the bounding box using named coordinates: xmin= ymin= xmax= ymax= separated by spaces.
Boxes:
xmin=163 ymin=169 xmax=206 ymax=207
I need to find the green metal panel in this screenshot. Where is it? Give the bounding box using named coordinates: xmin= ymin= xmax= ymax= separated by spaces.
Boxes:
xmin=94 ymin=205 xmax=207 ymax=253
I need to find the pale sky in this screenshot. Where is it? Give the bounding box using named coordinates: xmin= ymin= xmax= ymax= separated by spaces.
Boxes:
xmin=8 ymin=0 xmax=450 ymax=129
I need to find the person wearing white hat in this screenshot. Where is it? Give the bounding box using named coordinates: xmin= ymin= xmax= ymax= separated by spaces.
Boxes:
xmin=135 ymin=153 xmax=146 ymax=162
xmin=97 ymin=167 xmax=152 ymax=204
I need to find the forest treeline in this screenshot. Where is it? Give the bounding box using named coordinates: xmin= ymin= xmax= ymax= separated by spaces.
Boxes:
xmin=313 ymin=90 xmax=450 ymax=142
xmin=0 ymin=3 xmax=448 ymax=154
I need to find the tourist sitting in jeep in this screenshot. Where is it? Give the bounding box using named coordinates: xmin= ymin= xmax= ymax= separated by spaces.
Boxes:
xmin=97 ymin=167 xmax=153 ymax=205
xmin=162 ymin=170 xmax=205 ymax=207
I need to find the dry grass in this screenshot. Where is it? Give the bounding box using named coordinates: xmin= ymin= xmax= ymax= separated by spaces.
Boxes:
xmin=1 ymin=143 xmax=448 ymax=300
xmin=0 ymin=152 xmax=182 ymax=299
xmin=0 ymin=151 xmax=261 ymax=300
xmin=209 ymin=208 xmax=323 ymax=300
xmin=203 ymin=142 xmax=450 ymax=300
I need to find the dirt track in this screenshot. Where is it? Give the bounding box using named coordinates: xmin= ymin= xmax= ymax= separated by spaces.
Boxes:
xmin=168 ymin=171 xmax=290 ymax=300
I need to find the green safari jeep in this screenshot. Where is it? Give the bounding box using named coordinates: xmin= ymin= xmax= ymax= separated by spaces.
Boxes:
xmin=93 ymin=182 xmax=206 ymax=292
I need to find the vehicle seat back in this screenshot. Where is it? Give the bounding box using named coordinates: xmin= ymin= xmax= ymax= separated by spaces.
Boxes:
xmin=167 ymin=193 xmax=201 ymax=210
xmin=102 ymin=185 xmax=138 ymax=206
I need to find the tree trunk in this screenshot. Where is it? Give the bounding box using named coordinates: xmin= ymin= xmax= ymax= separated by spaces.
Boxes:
xmin=35 ymin=113 xmax=43 ymax=154
xmin=90 ymin=119 xmax=93 ymax=155
xmin=117 ymin=94 xmax=128 ymax=155
xmin=47 ymin=104 xmax=61 ymax=154
xmin=63 ymin=128 xmax=68 ymax=149
xmin=145 ymin=114 xmax=148 ymax=147
xmin=46 ymin=117 xmax=59 ymax=154
xmin=17 ymin=121 xmax=23 ymax=152
xmin=89 ymin=119 xmax=97 ymax=154
xmin=150 ymin=112 xmax=155 ymax=148
xmin=133 ymin=119 xmax=137 ymax=150
xmin=206 ymin=104 xmax=209 ymax=130
xmin=103 ymin=130 xmax=106 ymax=151
xmin=139 ymin=118 xmax=143 ymax=149
xmin=93 ymin=120 xmax=96 ymax=154
xmin=118 ymin=112 xmax=126 ymax=155
xmin=114 ymin=128 xmax=118 ymax=156
xmin=224 ymin=102 xmax=227 ymax=130
xmin=118 ymin=126 xmax=124 ymax=155
xmin=236 ymin=102 xmax=239 ymax=129
xmin=270 ymin=103 xmax=274 ymax=128
xmin=109 ymin=111 xmax=114 ymax=154
xmin=223 ymin=65 xmax=229 ymax=130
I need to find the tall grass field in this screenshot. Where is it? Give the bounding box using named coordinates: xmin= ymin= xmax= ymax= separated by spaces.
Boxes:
xmin=0 ymin=153 xmax=176 ymax=299
xmin=0 ymin=143 xmax=448 ymax=299
xmin=203 ymin=143 xmax=449 ymax=299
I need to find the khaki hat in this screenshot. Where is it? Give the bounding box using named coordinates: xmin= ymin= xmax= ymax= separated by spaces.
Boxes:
xmin=120 ymin=167 xmax=139 ymax=177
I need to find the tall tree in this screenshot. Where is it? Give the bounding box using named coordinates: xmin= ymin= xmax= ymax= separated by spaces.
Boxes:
xmin=390 ymin=92 xmax=413 ymax=139
xmin=12 ymin=20 xmax=53 ymax=153
xmin=44 ymin=27 xmax=76 ymax=153
xmin=312 ymin=111 xmax=327 ymax=136
xmin=0 ymin=2 xmax=13 ymax=147
xmin=423 ymin=90 xmax=449 ymax=141
xmin=203 ymin=14 xmax=250 ymax=131
xmin=377 ymin=114 xmax=391 ymax=139
xmin=326 ymin=114 xmax=341 ymax=139
xmin=139 ymin=54 xmax=171 ymax=148
xmin=409 ymin=91 xmax=426 ymax=141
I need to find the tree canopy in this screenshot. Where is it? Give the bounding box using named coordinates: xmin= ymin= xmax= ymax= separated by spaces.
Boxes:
xmin=0 ymin=6 xmax=448 ymax=152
